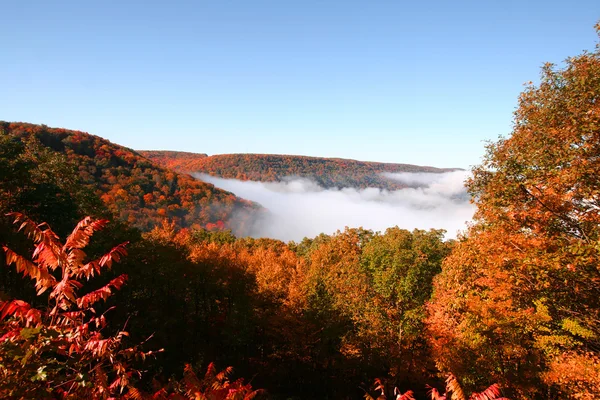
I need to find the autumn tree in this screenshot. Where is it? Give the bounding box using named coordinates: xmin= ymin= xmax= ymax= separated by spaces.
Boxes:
xmin=300 ymin=227 xmax=451 ymax=395
xmin=0 ymin=214 xmax=265 ymax=399
xmin=1 ymin=122 xmax=260 ymax=234
xmin=0 ymin=213 xmax=147 ymax=398
xmin=427 ymin=24 xmax=600 ymax=398
xmin=0 ymin=127 xmax=107 ymax=236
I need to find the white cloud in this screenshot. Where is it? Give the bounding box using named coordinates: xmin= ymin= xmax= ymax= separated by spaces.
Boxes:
xmin=196 ymin=171 xmax=474 ymax=242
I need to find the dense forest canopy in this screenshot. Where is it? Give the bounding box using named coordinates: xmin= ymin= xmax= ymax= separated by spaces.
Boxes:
xmin=2 ymin=24 xmax=600 ymax=400
xmin=0 ymin=122 xmax=260 ymax=235
xmin=141 ymin=151 xmax=460 ymax=190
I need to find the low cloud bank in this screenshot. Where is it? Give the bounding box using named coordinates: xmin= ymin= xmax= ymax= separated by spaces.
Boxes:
xmin=196 ymin=171 xmax=474 ymax=242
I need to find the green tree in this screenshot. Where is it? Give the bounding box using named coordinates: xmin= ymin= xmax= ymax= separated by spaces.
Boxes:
xmin=303 ymin=227 xmax=451 ymax=393
xmin=361 ymin=228 xmax=451 ymax=383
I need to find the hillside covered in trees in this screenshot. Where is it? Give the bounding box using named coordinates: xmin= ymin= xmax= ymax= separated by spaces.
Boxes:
xmin=140 ymin=151 xmax=459 ymax=190
xmin=2 ymin=25 xmax=600 ymax=400
xmin=0 ymin=122 xmax=260 ymax=234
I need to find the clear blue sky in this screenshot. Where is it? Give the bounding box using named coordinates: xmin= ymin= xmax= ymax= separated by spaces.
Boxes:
xmin=2 ymin=1 xmax=599 ymax=169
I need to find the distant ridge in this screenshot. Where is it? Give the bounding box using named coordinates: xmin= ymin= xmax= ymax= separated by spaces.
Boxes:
xmin=140 ymin=151 xmax=462 ymax=190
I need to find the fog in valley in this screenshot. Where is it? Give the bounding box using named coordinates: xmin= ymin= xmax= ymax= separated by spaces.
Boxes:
xmin=196 ymin=171 xmax=475 ymax=242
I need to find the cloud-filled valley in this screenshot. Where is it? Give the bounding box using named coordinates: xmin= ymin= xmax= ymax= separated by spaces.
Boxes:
xmin=196 ymin=171 xmax=475 ymax=242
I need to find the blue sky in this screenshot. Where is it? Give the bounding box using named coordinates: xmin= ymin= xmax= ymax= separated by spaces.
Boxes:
xmin=2 ymin=1 xmax=599 ymax=169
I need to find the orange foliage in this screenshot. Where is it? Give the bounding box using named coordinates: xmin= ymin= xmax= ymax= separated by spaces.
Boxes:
xmin=1 ymin=122 xmax=259 ymax=234
xmin=141 ymin=151 xmax=459 ymax=190
xmin=427 ymin=24 xmax=600 ymax=398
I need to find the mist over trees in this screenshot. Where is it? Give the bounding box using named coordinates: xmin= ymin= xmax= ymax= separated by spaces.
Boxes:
xmin=2 ymin=24 xmax=600 ymax=400
xmin=196 ymin=171 xmax=474 ymax=241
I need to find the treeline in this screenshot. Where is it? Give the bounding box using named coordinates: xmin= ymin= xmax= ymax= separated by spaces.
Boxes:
xmin=141 ymin=151 xmax=458 ymax=190
xmin=0 ymin=122 xmax=259 ymax=234
xmin=134 ymin=224 xmax=454 ymax=398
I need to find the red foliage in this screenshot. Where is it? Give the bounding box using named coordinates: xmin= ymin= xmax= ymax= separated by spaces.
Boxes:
xmin=0 ymin=213 xmax=150 ymax=398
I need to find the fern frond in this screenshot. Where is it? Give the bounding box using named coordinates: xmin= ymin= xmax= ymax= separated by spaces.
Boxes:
xmin=204 ymin=362 xmax=217 ymax=380
xmin=3 ymin=246 xmax=56 ymax=292
xmin=398 ymin=390 xmax=416 ymax=400
xmin=93 ymin=364 xmax=109 ymax=392
xmin=9 ymin=212 xmax=59 ymax=244
xmin=150 ymin=387 xmax=169 ymax=400
xmin=244 ymin=389 xmax=266 ymax=399
xmin=98 ymin=242 xmax=129 ymax=269
xmin=446 ymin=374 xmax=466 ymax=400
xmin=125 ymin=386 xmax=146 ymax=400
xmin=0 ymin=299 xmax=41 ymax=326
xmin=77 ymin=274 xmax=127 ymax=309
xmin=469 ymin=384 xmax=503 ymax=400
xmin=215 ymin=365 xmax=234 ymax=383
xmin=64 ymin=217 xmax=109 ymax=250
xmin=427 ymin=386 xmax=446 ymax=400
xmin=183 ymin=363 xmax=203 ymax=396
xmin=67 ymin=248 xmax=87 ymax=270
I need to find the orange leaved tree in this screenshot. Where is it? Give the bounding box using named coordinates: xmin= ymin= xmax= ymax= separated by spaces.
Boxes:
xmin=427 ymin=24 xmax=600 ymax=398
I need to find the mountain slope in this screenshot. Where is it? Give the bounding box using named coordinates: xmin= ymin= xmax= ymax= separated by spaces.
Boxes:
xmin=1 ymin=122 xmax=259 ymax=234
xmin=140 ymin=151 xmax=460 ymax=190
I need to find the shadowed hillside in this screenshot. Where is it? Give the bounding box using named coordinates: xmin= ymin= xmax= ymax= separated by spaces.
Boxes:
xmin=1 ymin=122 xmax=260 ymax=234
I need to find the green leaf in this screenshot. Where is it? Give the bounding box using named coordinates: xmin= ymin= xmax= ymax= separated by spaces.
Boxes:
xmin=31 ymin=366 xmax=47 ymax=382
xmin=20 ymin=327 xmax=41 ymax=340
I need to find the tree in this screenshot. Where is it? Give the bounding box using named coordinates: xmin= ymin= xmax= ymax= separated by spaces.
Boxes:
xmin=427 ymin=24 xmax=600 ymax=398
xmin=0 ymin=213 xmax=149 ymax=398
xmin=360 ymin=228 xmax=451 ymax=384
xmin=0 ymin=214 xmax=264 ymax=399
xmin=300 ymin=228 xmax=451 ymax=395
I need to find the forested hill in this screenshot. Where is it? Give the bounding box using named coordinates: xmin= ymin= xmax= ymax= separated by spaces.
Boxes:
xmin=0 ymin=122 xmax=259 ymax=234
xmin=141 ymin=151 xmax=460 ymax=189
